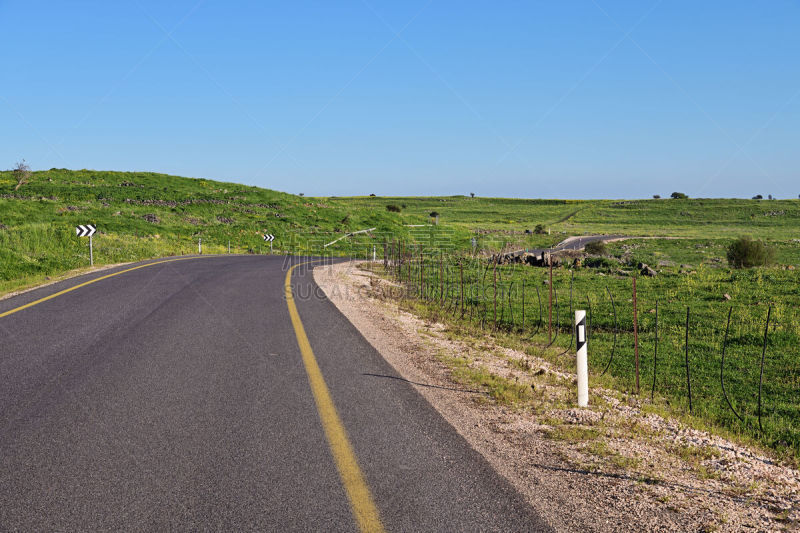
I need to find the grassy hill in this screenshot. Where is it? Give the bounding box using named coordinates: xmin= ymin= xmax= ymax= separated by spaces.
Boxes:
xmin=0 ymin=169 xmax=411 ymax=293
xmin=2 ymin=169 xmax=799 ymax=295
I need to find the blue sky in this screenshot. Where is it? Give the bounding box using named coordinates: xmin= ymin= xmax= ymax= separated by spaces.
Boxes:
xmin=1 ymin=1 xmax=798 ymax=199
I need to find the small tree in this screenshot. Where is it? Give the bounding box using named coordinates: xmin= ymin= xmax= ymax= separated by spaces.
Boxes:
xmin=299 ymin=192 xmax=304 ymax=197
xmin=429 ymin=211 xmax=440 ymax=225
xmin=533 ymin=224 xmax=546 ymax=234
xmin=752 ymin=194 xmax=763 ymax=200
xmin=768 ymin=194 xmax=773 ymax=200
xmin=653 ymin=194 xmax=661 ymax=199
xmin=671 ymin=192 xmax=688 ymax=199
xmin=584 ymin=240 xmax=607 ymax=255
xmin=13 ymin=160 xmax=31 ymax=191
xmin=727 ymin=237 xmax=776 ymax=268
xmin=470 ymin=192 xmax=475 ymax=198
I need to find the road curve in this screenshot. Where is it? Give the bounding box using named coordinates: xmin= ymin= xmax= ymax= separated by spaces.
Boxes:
xmin=0 ymin=255 xmax=550 ymax=531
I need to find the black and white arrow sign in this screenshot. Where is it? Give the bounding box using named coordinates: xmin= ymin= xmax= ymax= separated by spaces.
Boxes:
xmin=263 ymin=234 xmax=275 ymax=242
xmin=76 ymin=224 xmax=96 ymax=237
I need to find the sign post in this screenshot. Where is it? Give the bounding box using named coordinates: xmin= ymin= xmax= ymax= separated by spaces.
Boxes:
xmin=575 ymin=310 xmax=589 ymax=407
xmin=263 ymin=233 xmax=275 ymax=253
xmin=75 ymin=224 xmax=97 ymax=266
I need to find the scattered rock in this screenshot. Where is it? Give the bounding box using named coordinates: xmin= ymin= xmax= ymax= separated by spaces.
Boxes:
xmin=658 ymin=260 xmax=675 ymax=267
xmin=216 ymin=216 xmax=234 ymax=224
xmin=640 ymin=264 xmax=657 ymax=277
xmin=141 ymin=213 xmax=160 ymax=223
xmin=788 ymin=265 xmax=796 ymax=271
xmin=723 ymin=294 xmax=731 ymax=301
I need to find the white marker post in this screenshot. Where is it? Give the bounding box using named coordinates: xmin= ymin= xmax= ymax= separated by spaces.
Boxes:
xmin=198 ymin=238 xmax=202 ymax=255
xmin=575 ymin=310 xmax=589 ymax=407
xmin=89 ymin=235 xmax=93 ymax=266
xmin=373 ymin=245 xmax=376 ymax=262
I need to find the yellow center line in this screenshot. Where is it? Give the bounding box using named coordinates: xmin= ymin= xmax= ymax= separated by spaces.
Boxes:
xmin=0 ymin=256 xmax=210 ymax=319
xmin=284 ymin=262 xmax=385 ymax=533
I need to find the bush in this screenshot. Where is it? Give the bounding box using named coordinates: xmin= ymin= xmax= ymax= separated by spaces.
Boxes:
xmin=752 ymin=194 xmax=763 ymax=200
xmin=584 ymin=240 xmax=607 ymax=255
xmin=386 ymin=204 xmax=401 ymax=213
xmin=653 ymin=194 xmax=661 ymax=199
xmin=727 ymin=237 xmax=775 ymax=268
xmin=533 ymin=224 xmax=546 ymax=234
xmin=671 ymin=192 xmax=688 ymax=199
xmin=584 ymin=256 xmax=617 ymax=270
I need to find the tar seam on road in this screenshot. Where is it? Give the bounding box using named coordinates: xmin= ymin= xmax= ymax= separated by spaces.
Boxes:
xmin=284 ymin=262 xmax=385 ymax=533
xmin=0 ymin=256 xmax=208 ymax=319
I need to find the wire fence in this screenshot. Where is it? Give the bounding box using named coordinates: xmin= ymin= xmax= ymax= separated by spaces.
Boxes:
xmin=381 ymin=240 xmax=800 ymax=458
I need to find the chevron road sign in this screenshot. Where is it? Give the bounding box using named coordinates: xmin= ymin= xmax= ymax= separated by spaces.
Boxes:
xmin=263 ymin=233 xmax=275 ymax=253
xmin=75 ymin=224 xmax=97 ymax=266
xmin=75 ymin=224 xmax=96 ymax=237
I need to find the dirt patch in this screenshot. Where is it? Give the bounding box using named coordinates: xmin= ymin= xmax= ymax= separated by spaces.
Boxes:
xmin=313 ymin=261 xmax=800 ymax=532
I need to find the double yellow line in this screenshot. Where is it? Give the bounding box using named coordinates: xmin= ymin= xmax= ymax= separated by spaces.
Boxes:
xmin=284 ymin=262 xmax=385 ymax=533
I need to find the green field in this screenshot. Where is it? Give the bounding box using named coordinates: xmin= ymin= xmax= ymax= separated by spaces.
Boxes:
xmin=2 ymin=169 xmax=798 ymax=461
xmin=374 ymin=243 xmax=800 ymax=464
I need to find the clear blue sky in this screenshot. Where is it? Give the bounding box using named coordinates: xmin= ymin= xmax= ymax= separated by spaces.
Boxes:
xmin=1 ymin=1 xmax=798 ymax=199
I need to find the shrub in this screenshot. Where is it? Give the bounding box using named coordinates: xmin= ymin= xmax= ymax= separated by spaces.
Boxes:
xmin=752 ymin=194 xmax=763 ymax=200
xmin=584 ymin=256 xmax=617 ymax=270
xmin=533 ymin=224 xmax=546 ymax=234
xmin=727 ymin=237 xmax=775 ymax=268
xmin=653 ymin=194 xmax=661 ymax=199
xmin=671 ymin=192 xmax=688 ymax=199
xmin=584 ymin=240 xmax=607 ymax=255
xmin=386 ymin=204 xmax=401 ymax=213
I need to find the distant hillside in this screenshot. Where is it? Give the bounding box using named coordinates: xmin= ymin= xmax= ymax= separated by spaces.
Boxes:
xmin=0 ymin=169 xmax=409 ymax=292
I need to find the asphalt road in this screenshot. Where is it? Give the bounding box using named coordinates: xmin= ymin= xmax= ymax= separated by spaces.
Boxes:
xmin=553 ymin=234 xmax=626 ymax=251
xmin=0 ymin=255 xmax=550 ymax=531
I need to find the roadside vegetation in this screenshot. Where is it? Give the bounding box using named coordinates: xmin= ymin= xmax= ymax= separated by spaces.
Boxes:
xmin=370 ymin=239 xmax=800 ymax=465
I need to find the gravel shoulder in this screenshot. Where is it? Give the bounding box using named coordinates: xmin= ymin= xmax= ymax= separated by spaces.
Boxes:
xmin=314 ymin=260 xmax=799 ymax=532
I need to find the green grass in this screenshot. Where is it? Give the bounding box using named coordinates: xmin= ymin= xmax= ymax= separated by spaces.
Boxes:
xmin=0 ymin=169 xmax=410 ymax=293
xmin=380 ymin=249 xmax=800 ymax=463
